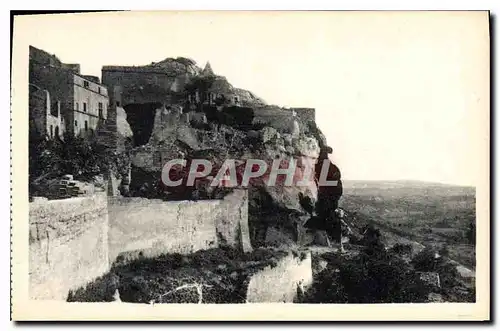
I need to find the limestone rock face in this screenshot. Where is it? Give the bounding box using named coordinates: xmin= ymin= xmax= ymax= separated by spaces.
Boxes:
xmin=110 ymin=55 xmax=340 ymax=248
xmin=116 ymin=106 xmax=133 ymax=139
xmin=149 ymin=57 xmax=201 ymax=76
xmin=291 ymin=119 xmax=301 ymax=138
xmin=247 ymin=132 xmax=322 ymax=247
xmin=294 ymin=135 xmax=320 ymax=159
xmin=233 ymin=88 xmax=266 ymax=107
xmin=260 ymin=127 xmax=279 ymax=144
xmin=148 ymin=106 xmax=201 ymax=150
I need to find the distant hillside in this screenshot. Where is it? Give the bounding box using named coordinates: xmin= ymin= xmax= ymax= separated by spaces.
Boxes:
xmin=340 ymin=179 xmax=476 ymax=269
xmin=342 ymin=180 xmax=475 ymax=197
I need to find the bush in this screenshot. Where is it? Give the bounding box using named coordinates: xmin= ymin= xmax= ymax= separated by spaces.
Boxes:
xmin=390 ymin=243 xmax=413 ymax=256
xmin=411 ymin=248 xmax=440 ymax=272
xmin=301 ymin=248 xmax=429 ymax=303
xmin=301 ymin=227 xmax=430 ymax=303
xmin=340 ymin=250 xmax=428 ymax=303
xmin=410 ymin=247 xmax=474 ymax=301
xmin=29 ymin=132 xmax=131 ymax=195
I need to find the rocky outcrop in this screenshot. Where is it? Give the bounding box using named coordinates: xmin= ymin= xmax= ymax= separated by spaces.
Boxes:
xmin=148 ymin=106 xmax=200 ymax=150
xmin=111 ymin=54 xmax=340 ymax=248
xmin=147 ymin=57 xmax=201 ymax=76
xmin=116 ymin=106 xmax=133 ymax=139
xmin=247 ymin=132 xmax=321 ymax=246
xmin=206 ymin=76 xmax=266 ymax=108
xmin=127 ymin=101 xmax=332 ymax=247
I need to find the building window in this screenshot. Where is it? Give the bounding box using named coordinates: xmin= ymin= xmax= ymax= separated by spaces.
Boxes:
xmin=50 ymin=101 xmax=59 ymax=117
xmin=98 ymin=87 xmax=101 ymax=94
xmin=76 ymin=102 xmax=79 ymax=111
xmin=55 ymin=126 xmax=59 ymax=138
xmin=50 ymin=125 xmax=53 ymax=138
xmin=83 ymin=102 xmax=87 ymax=112
xmin=153 ymin=152 xmax=161 ymax=165
xmin=83 ymin=81 xmax=89 ymax=88
xmin=116 ymin=101 xmax=120 ymax=107
xmin=98 ymin=102 xmax=103 ymax=118
xmin=85 ymin=120 xmax=88 ymax=132
xmin=75 ymin=120 xmax=77 ymax=127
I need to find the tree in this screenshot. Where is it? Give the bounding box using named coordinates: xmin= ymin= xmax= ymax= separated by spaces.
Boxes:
xmin=29 ymin=131 xmax=131 ymax=196
xmin=466 ymin=221 xmax=476 ymax=244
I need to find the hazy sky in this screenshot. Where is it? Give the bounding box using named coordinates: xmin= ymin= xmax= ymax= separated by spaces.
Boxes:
xmin=19 ymin=11 xmax=489 ymax=186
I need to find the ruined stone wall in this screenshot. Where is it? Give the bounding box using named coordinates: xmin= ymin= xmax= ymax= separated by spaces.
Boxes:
xmin=29 ymin=51 xmax=74 ymax=134
xmin=290 ymin=108 xmax=316 ymax=123
xmin=29 ymin=194 xmax=109 ymax=300
xmin=101 ymin=68 xmax=177 ymax=106
xmin=29 ymin=88 xmax=49 ymax=137
xmin=253 ymin=107 xmax=299 ymax=133
xmin=107 ymin=189 xmax=251 ymax=263
xmin=253 ymin=107 xmax=316 ymax=134
xmin=245 ymin=251 xmax=313 ymax=303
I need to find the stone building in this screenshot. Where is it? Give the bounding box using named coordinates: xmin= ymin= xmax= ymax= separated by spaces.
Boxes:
xmin=184 ymin=62 xmax=262 ymax=112
xmin=101 ymin=57 xmax=200 ymax=107
xmin=29 ymin=83 xmax=63 ymax=139
xmin=29 ymin=46 xmax=109 ymax=140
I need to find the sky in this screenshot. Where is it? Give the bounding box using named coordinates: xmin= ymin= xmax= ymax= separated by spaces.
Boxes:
xmin=18 ymin=11 xmax=489 ymax=186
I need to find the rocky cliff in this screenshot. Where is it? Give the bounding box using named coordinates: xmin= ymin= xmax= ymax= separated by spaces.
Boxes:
xmin=113 ymin=58 xmax=340 ymax=248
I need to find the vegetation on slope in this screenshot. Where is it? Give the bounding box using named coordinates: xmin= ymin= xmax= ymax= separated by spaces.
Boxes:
xmin=67 ymin=247 xmax=290 ymax=304
xmin=299 ymin=226 xmax=475 ymax=303
xmin=29 ymin=132 xmax=131 ymax=197
xmin=340 ymin=185 xmax=476 ymax=269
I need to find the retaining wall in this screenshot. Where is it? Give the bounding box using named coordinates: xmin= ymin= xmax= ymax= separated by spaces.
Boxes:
xmin=29 ymin=190 xmax=252 ymax=300
xmin=29 ymin=194 xmax=109 ymax=300
xmin=107 ymin=189 xmax=251 ymax=263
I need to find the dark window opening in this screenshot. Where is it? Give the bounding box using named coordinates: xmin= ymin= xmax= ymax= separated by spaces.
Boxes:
xmin=83 ymin=102 xmax=87 ymax=112
xmin=75 ymin=120 xmax=77 ymax=127
xmin=84 ymin=120 xmax=88 ymax=132
xmin=50 ymin=101 xmax=59 ymax=117
xmin=98 ymin=102 xmax=103 ymax=118
xmin=49 ymin=125 xmax=53 ymax=138
xmin=76 ymin=102 xmax=79 ymax=111
xmin=55 ymin=126 xmax=59 ymax=138
xmin=98 ymin=87 xmax=101 ymax=94
xmin=116 ymin=101 xmax=121 ymax=107
xmin=153 ymin=152 xmax=161 ymax=165
xmin=83 ymin=81 xmax=89 ymax=88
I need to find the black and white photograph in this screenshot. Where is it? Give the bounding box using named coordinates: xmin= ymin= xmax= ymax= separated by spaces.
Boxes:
xmin=10 ymin=10 xmax=490 ymax=321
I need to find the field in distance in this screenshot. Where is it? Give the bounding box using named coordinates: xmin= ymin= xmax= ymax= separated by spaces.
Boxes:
xmin=340 ymin=180 xmax=476 ymax=269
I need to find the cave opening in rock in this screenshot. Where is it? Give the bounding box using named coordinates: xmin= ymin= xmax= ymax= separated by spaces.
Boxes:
xmin=124 ymin=103 xmax=161 ymax=146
